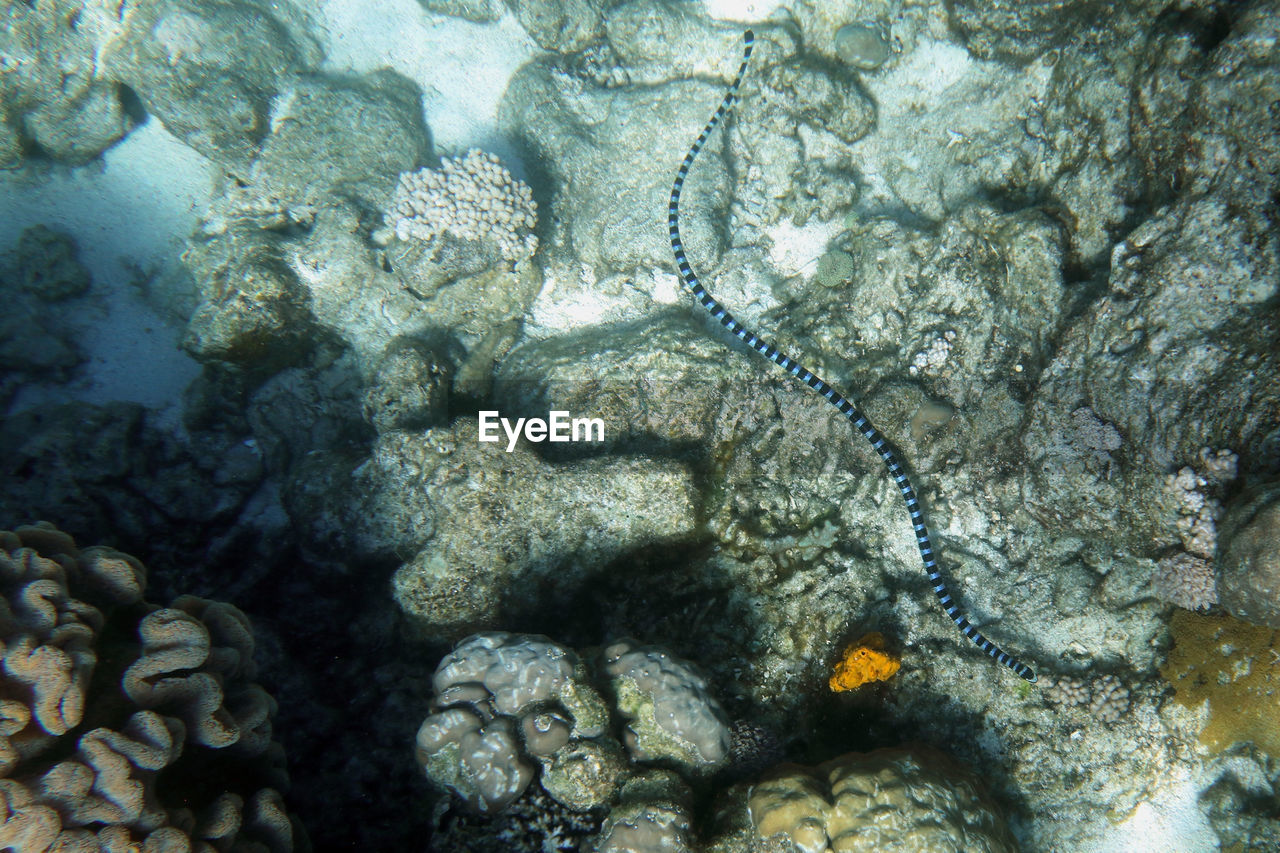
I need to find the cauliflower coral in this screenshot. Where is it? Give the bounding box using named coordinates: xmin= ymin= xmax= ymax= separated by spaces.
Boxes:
xmin=381 ymin=149 xmax=538 ymax=262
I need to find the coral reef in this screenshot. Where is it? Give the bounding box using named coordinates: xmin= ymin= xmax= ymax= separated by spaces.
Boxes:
xmin=504 ymin=57 xmax=734 ymax=273
xmin=1165 ymin=456 xmax=1235 ymax=561
xmin=1149 ymin=449 xmax=1238 ymax=613
xmin=6 ymin=0 xmax=1280 ymax=849
xmin=181 ymin=73 xmax=536 ymax=394
xmin=214 ymin=71 xmax=431 ymax=225
xmin=361 ymin=336 xmax=454 ymax=433
xmin=10 ymin=225 xmax=92 ymax=302
xmin=417 ymin=709 xmax=535 ymax=814
xmin=595 ymin=796 xmax=691 ymax=853
xmin=415 ymin=633 xmax=610 ymax=813
xmin=0 ymin=0 xmax=135 ymax=165
xmin=428 ymin=784 xmax=602 ymax=852
xmin=1041 ymin=674 xmax=1090 ymax=708
xmin=414 ymin=631 xmax=1015 ymax=852
xmin=1086 ymin=675 xmax=1132 ymax=725
xmin=183 ymin=69 xmax=431 ymax=371
xmin=0 ymin=400 xmax=274 ymax=602
xmin=509 ymin=0 xmax=607 ymax=53
xmin=495 ymin=313 xmax=752 ymax=452
xmin=947 ymin=0 xmax=1123 ymax=63
xmin=0 ymin=229 xmax=88 ymax=407
xmin=5 ymin=0 xmax=315 ymax=167
xmin=181 ymin=228 xmax=318 ymax=369
xmin=726 ymin=721 xmax=784 ymax=782
xmin=0 ymin=523 xmax=300 ymax=851
xmin=105 ymin=0 xmax=321 ymax=164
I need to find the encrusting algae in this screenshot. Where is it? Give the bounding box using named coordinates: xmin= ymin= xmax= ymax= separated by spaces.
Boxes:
xmin=829 ymin=632 xmax=901 ymax=692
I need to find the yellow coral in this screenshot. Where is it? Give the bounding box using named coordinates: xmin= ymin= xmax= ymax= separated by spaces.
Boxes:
xmin=1161 ymin=610 xmax=1279 ymax=756
xmin=829 ymin=632 xmax=901 ymax=692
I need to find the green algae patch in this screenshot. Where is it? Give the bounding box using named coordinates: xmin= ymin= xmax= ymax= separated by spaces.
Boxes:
xmin=1161 ymin=610 xmax=1280 ymax=756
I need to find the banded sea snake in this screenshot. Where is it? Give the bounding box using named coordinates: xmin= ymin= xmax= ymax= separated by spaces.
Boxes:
xmin=668 ymin=30 xmax=1036 ymax=683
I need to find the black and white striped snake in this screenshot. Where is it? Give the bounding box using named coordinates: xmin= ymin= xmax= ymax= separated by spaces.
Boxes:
xmin=668 ymin=29 xmax=1036 ymax=683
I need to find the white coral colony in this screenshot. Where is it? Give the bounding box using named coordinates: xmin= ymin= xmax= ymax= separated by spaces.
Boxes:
xmin=381 ymin=149 xmax=538 ymax=262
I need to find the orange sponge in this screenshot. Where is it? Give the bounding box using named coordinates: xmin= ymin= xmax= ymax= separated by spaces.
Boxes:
xmin=829 ymin=632 xmax=901 ymax=692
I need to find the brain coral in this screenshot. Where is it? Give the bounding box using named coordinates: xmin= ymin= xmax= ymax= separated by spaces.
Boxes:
xmin=0 ymin=522 xmax=300 ymax=852
xmin=748 ymin=745 xmax=1016 ymax=852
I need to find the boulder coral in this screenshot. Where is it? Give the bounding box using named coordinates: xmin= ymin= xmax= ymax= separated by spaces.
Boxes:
xmin=0 ymin=523 xmax=301 ymax=852
xmin=1161 ymin=609 xmax=1280 ymax=758
xmin=748 ymin=746 xmax=1016 ymax=852
xmin=419 ymin=632 xmax=1022 ymax=851
xmin=415 ymin=632 xmax=611 ymax=814
xmin=604 ymin=639 xmax=732 ymax=771
xmin=416 ymin=632 xmax=725 ymax=840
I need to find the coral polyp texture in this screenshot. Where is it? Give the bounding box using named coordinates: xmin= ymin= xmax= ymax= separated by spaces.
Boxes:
xmin=1151 ymin=449 xmax=1238 ymax=613
xmin=603 ymin=639 xmax=732 ymax=770
xmin=747 ymin=746 xmax=1016 ymax=853
xmin=1153 ymin=552 xmax=1218 ymax=613
xmin=1041 ymin=673 xmax=1132 ymax=724
xmin=0 ymin=523 xmax=299 ymax=852
xmin=382 ymin=149 xmax=538 ymax=262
